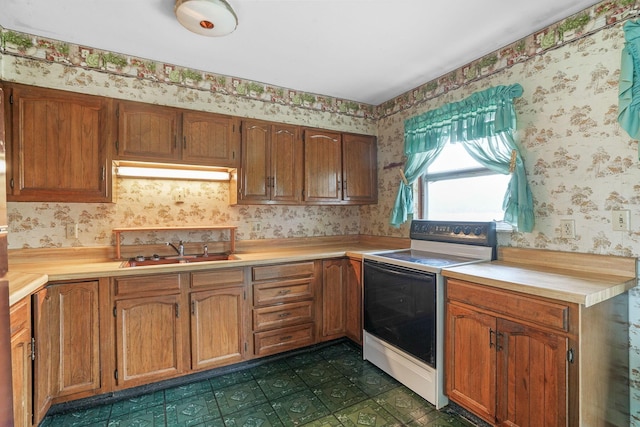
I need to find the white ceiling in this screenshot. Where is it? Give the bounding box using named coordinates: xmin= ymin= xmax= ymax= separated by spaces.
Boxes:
xmin=2 ymin=0 xmax=602 ymax=105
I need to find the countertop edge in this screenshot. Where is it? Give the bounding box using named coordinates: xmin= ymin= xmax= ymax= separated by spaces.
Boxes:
xmin=442 ymin=263 xmax=637 ymax=307
xmin=8 ymin=272 xmax=48 ymax=306
xmin=7 ymin=245 xmax=389 ymax=304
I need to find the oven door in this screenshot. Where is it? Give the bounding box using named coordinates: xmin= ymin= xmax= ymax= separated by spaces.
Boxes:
xmin=363 ymin=260 xmax=437 ymax=368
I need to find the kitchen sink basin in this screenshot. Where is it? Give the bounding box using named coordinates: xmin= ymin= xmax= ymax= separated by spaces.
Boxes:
xmin=121 ymin=253 xmax=237 ymax=268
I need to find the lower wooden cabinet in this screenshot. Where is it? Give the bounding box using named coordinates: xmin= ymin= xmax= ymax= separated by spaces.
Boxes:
xmin=446 ymin=279 xmax=570 ymax=426
xmin=321 ymin=259 xmax=347 ymax=340
xmin=344 ymin=258 xmax=362 ymax=345
xmin=113 ymin=274 xmax=187 ymax=389
xmin=32 ymin=288 xmax=53 ymax=427
xmin=10 ymin=297 xmax=32 ymax=427
xmin=49 ymin=281 xmax=102 ymax=398
xmin=190 ymin=268 xmax=247 ymax=371
xmin=24 ymin=257 xmax=368 ymax=418
xmin=31 ymin=281 xmax=104 ymax=425
xmin=251 ymin=261 xmax=317 ymax=355
xmin=445 ymin=277 xmax=629 ymax=427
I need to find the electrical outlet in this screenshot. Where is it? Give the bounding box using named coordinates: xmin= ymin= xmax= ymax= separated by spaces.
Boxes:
xmin=560 ymin=219 xmax=575 ymax=239
xmin=612 ymin=210 xmax=630 ymax=231
xmin=251 ymin=221 xmax=261 ymax=232
xmin=66 ymin=223 xmax=78 ymax=239
xmin=173 ymin=187 xmax=186 ymax=203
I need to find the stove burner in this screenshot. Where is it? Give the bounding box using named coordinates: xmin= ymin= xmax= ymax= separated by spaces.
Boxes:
xmin=374 ymin=249 xmax=477 ymax=267
xmin=151 ymin=254 xmax=161 ymax=261
xmin=134 ymin=255 xmax=145 ymax=262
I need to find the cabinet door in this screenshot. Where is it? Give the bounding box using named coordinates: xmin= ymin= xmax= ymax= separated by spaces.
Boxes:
xmin=182 ymin=111 xmax=238 ymax=167
xmin=496 ymin=319 xmax=568 ymax=427
xmin=32 ymin=288 xmax=53 ymax=426
xmin=321 ymin=259 xmax=346 ymax=339
xmin=8 ymin=84 xmax=110 ymax=202
xmin=445 ymin=303 xmax=497 ymax=424
xmin=345 ymin=258 xmax=362 ymax=345
xmin=342 ymin=134 xmax=377 ymax=204
xmin=49 ymin=281 xmax=101 ymax=398
xmin=116 ymin=100 xmax=179 ymax=162
xmin=303 ymin=129 xmax=342 ymax=203
xmin=271 ymin=124 xmax=302 ymax=203
xmin=115 ymin=294 xmax=184 ymax=388
xmin=10 ymin=298 xmax=31 ymax=427
xmin=239 ymin=120 xmax=270 ymax=202
xmin=190 ymin=286 xmax=244 ymax=371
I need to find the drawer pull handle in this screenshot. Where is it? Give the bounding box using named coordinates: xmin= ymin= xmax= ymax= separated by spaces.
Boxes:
xmin=278 ymin=289 xmax=291 ymax=295
xmin=280 ymin=335 xmax=293 ymax=341
xmin=279 ymin=312 xmax=291 ymax=318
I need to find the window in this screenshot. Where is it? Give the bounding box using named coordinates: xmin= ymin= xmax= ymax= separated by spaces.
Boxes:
xmin=420 ymin=142 xmax=510 ymax=222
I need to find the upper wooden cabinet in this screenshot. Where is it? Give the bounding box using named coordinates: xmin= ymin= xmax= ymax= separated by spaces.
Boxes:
xmin=236 ymin=119 xmax=302 ymax=204
xmin=303 ymin=128 xmax=377 ymax=204
xmin=342 ymin=133 xmax=377 ymax=204
xmin=116 ymin=101 xmax=178 ymax=162
xmin=116 ymin=100 xmax=239 ymax=167
xmin=4 ymin=84 xmax=112 ymax=202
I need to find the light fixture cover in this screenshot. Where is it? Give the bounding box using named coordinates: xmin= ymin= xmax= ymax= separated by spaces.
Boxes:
xmin=175 ymin=0 xmax=238 ymax=37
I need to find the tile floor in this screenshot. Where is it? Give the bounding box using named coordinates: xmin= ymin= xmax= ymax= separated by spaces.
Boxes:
xmin=40 ymin=341 xmax=480 ymax=427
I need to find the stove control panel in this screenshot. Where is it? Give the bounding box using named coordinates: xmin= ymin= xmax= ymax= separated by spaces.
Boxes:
xmin=409 ymin=220 xmax=496 ymax=246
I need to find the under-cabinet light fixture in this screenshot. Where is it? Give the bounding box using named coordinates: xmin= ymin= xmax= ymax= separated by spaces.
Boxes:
xmin=115 ymin=163 xmax=230 ymax=181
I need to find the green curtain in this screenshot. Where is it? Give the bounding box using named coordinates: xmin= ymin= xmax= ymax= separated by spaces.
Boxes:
xmin=619 ymin=19 xmax=640 ymax=154
xmin=390 ymin=84 xmax=535 ymax=232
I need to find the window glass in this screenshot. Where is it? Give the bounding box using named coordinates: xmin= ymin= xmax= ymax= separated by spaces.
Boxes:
xmin=422 ymin=142 xmax=510 ymax=222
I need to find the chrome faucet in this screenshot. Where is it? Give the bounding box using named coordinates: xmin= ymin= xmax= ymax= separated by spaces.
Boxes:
xmin=166 ymin=241 xmax=184 ymax=257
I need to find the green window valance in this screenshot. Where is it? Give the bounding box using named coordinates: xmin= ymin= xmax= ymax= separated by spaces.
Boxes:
xmin=390 ymin=84 xmax=535 ymax=232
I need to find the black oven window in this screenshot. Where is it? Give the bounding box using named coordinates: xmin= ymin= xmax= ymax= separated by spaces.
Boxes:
xmin=363 ymin=261 xmax=437 ymax=368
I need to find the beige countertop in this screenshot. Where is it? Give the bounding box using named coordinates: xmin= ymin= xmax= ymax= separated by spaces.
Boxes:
xmin=6 ymin=239 xmax=406 ymax=306
xmin=8 ymin=243 xmax=638 ymax=309
xmin=442 ymin=247 xmax=638 ymax=307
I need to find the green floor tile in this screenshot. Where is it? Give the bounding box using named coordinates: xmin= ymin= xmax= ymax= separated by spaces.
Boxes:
xmin=256 ymin=368 xmax=307 ymax=399
xmin=44 ymin=406 xmax=112 ymax=427
xmin=271 ymin=389 xmax=331 ymax=426
xmin=285 ymin=352 xmax=325 ymax=368
xmin=107 ymin=404 xmax=166 ymax=426
xmin=334 ymin=399 xmax=402 ymax=427
xmin=110 ymin=391 xmax=165 ymax=417
xmin=223 ymin=402 xmax=284 ymax=426
xmin=210 ymin=370 xmax=255 ymax=390
xmin=299 ymin=414 xmax=342 ymax=427
xmin=165 ymin=392 xmax=221 ymax=426
xmin=41 ymin=342 xmax=480 ymax=427
xmin=165 ymin=380 xmax=214 ymax=402
xmin=373 ymin=386 xmax=435 ymax=424
xmin=294 ymin=360 xmax=343 ymax=387
xmin=312 ymin=376 xmax=368 ymax=411
xmin=250 ymin=359 xmax=291 ymax=379
xmin=214 ymin=379 xmax=268 ymax=416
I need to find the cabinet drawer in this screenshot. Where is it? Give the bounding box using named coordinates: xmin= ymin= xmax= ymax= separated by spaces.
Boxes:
xmin=253 ymin=278 xmax=314 ymax=306
xmin=253 ymin=300 xmax=313 ymax=331
xmin=254 ymin=323 xmax=315 ymax=356
xmin=114 ymin=274 xmax=182 ymax=297
xmin=191 ymin=268 xmax=244 ymax=289
xmin=447 ymin=279 xmax=570 ymax=331
xmin=252 ymin=262 xmax=315 ymax=281
xmin=10 ymin=297 xmax=30 ymax=336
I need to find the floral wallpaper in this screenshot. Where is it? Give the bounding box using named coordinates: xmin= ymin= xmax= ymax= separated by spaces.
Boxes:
xmin=3 ymin=0 xmax=640 ymax=423
xmin=365 ymin=14 xmax=640 ymax=427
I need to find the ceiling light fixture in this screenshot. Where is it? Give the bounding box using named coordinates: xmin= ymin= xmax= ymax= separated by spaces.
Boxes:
xmin=174 ymin=0 xmax=238 ymax=37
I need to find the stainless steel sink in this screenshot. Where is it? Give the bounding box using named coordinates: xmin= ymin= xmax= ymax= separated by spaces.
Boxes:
xmin=121 ymin=253 xmax=237 ymax=268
